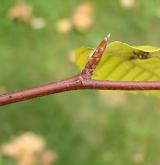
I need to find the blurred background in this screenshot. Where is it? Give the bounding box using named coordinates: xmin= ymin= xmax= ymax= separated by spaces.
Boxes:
xmin=1 ymin=0 xmax=160 ymax=164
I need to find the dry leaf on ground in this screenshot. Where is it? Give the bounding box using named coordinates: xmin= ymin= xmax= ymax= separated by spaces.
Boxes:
xmin=1 ymin=132 xmax=45 ymax=165
xmin=7 ymin=3 xmax=33 ymax=24
xmin=56 ymin=2 xmax=95 ymax=34
xmin=1 ymin=132 xmax=58 ymax=165
xmin=7 ymin=3 xmax=46 ymax=29
xmin=72 ymin=2 xmax=95 ymax=31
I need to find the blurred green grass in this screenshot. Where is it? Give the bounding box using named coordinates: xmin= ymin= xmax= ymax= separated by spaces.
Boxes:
xmin=1 ymin=0 xmax=160 ymax=164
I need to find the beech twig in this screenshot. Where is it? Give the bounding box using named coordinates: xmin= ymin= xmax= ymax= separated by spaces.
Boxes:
xmin=1 ymin=35 xmax=160 ymax=106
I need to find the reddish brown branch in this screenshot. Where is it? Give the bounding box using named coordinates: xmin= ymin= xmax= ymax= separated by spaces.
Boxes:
xmin=1 ymin=78 xmax=160 ymax=106
xmin=0 ymin=76 xmax=81 ymax=106
xmin=1 ymin=35 xmax=160 ymax=106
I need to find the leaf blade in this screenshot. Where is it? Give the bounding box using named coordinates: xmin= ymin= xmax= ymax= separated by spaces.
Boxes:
xmin=75 ymin=41 xmax=160 ymax=82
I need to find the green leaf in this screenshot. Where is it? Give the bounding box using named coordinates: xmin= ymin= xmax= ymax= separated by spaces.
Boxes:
xmin=75 ymin=41 xmax=160 ymax=94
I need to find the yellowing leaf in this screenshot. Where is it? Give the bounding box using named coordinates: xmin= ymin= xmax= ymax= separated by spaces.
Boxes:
xmin=75 ymin=41 xmax=160 ymax=83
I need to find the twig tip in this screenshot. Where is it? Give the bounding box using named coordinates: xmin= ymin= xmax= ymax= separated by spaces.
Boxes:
xmin=104 ymin=33 xmax=111 ymax=41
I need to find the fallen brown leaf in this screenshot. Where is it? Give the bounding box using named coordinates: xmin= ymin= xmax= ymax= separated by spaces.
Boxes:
xmin=8 ymin=3 xmax=33 ymax=24
xmin=7 ymin=3 xmax=46 ymax=29
xmin=72 ymin=2 xmax=95 ymax=31
xmin=1 ymin=132 xmax=45 ymax=165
